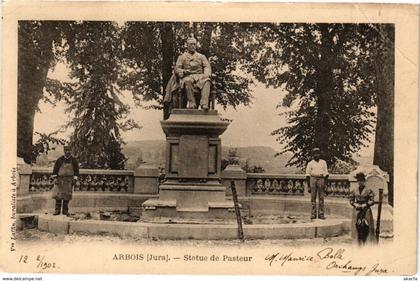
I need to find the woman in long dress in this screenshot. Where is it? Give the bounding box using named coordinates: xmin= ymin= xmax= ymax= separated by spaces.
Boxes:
xmin=349 ymin=172 xmax=377 ymax=245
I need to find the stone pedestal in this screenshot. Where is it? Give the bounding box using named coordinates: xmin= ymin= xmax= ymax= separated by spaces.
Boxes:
xmin=134 ymin=164 xmax=159 ymax=194
xmin=222 ymin=164 xmax=247 ymax=197
xmin=142 ymin=109 xmax=235 ymax=220
xmin=349 ymin=165 xmax=393 ymax=234
xmin=17 ymin=160 xmax=31 ymax=196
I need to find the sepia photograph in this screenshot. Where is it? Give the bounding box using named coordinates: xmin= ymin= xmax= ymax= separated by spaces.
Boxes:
xmin=0 ymin=2 xmax=418 ymax=277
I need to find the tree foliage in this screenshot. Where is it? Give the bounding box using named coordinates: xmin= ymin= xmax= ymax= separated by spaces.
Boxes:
xmin=48 ymin=22 xmax=139 ymax=169
xmin=119 ymin=22 xmax=256 ymax=117
xmin=19 ymin=21 xmax=260 ymax=167
xmin=31 ymin=131 xmax=66 ymax=163
xmin=245 ymin=24 xmax=380 ymax=168
xmin=18 ymin=21 xmax=140 ymax=169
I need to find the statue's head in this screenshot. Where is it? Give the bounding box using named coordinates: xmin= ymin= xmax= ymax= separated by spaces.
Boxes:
xmin=186 ymin=37 xmax=197 ymax=53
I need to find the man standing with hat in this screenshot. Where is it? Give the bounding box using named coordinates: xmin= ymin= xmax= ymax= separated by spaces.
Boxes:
xmin=51 ymin=145 xmax=79 ymax=216
xmin=173 ymin=36 xmax=212 ymax=110
xmin=306 ymin=148 xmax=329 ymax=219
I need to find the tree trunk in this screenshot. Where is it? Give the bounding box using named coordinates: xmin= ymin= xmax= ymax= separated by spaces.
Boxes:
xmin=17 ymin=22 xmax=54 ymax=163
xmin=160 ymin=23 xmax=175 ymax=120
xmin=373 ymin=25 xmax=394 ymax=206
xmin=314 ymin=25 xmax=334 ymax=164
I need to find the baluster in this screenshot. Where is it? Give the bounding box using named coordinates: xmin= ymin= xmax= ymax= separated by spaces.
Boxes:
xmin=115 ymin=177 xmax=121 ymax=192
xmin=268 ymin=179 xmax=274 ymax=192
xmin=279 ymin=180 xmax=286 ymax=193
xmin=48 ymin=175 xmax=55 ymax=190
xmin=337 ymin=182 xmax=344 ymax=196
xmin=35 ymin=177 xmax=42 ymax=192
xmin=123 ymin=176 xmax=129 ymax=192
xmin=118 ymin=177 xmax=126 ymax=192
xmin=325 ymin=180 xmax=331 ymax=196
xmin=29 ymin=176 xmax=36 ymax=192
xmin=90 ymin=175 xmax=96 ymax=191
xmin=255 ymin=179 xmax=263 ymax=193
xmin=109 ymin=177 xmax=116 ymax=192
xmin=287 ymin=180 xmax=293 ymax=193
xmin=260 ymin=179 xmax=267 ymax=192
xmin=330 ymin=181 xmax=337 ymax=197
xmin=41 ymin=175 xmax=49 ymax=192
xmin=295 ymin=180 xmax=303 ymax=194
xmin=344 ymin=182 xmax=350 ymax=197
xmin=91 ymin=175 xmax=98 ymax=191
xmin=74 ymin=177 xmax=81 ymax=191
xmin=81 ymin=175 xmax=86 ymax=191
xmin=96 ymin=176 xmax=103 ymax=192
xmin=264 ymin=179 xmax=271 ymax=193
xmin=272 ymin=179 xmax=280 ymax=193
xmin=89 ymin=175 xmax=97 ymax=191
xmin=290 ymin=180 xmax=296 ymax=193
xmin=102 ymin=176 xmax=109 ymax=192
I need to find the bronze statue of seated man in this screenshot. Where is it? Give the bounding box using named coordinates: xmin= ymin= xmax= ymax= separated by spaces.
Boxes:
xmin=164 ymin=37 xmax=212 ymax=111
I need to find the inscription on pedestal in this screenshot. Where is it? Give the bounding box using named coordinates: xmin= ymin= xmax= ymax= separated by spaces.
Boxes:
xmin=169 ymin=144 xmax=179 ymax=174
xmin=179 ymin=135 xmax=208 ymax=178
xmin=208 ymin=145 xmax=217 ymax=174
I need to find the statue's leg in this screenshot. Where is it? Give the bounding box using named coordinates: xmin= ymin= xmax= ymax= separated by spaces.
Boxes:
xmin=200 ymin=81 xmax=211 ymax=109
xmin=184 ymin=80 xmax=197 ymax=108
xmin=172 ymin=91 xmax=179 ymax=108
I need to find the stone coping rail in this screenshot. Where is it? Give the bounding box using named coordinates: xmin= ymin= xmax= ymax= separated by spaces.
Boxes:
xmin=247 ymin=173 xmax=350 ymax=180
xmin=32 ymin=167 xmax=134 ymax=176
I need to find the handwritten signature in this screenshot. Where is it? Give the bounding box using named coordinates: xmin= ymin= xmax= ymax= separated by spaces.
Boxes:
xmin=265 ymin=247 xmax=388 ymax=275
xmin=265 ymin=252 xmax=314 ymax=267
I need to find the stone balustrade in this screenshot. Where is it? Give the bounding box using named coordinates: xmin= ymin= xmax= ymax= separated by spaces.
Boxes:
xmin=18 ymin=165 xmax=350 ymax=199
xmin=246 ymin=174 xmax=306 ymax=195
xmin=26 ymin=168 xmax=134 ymax=194
xmin=246 ymin=173 xmax=350 ymax=198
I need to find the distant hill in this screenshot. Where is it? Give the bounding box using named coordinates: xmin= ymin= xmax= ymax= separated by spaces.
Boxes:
xmin=123 ymin=140 xmax=300 ymax=173
xmin=35 ymin=140 xmax=373 ymax=173
xmin=123 ymin=140 xmax=166 ymax=169
xmin=221 ymin=146 xmax=300 ymax=173
xmin=123 ymin=140 xmax=373 ymax=173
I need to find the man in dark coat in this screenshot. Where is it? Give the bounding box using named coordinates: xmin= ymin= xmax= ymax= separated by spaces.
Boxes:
xmin=51 ymin=145 xmax=79 ymax=216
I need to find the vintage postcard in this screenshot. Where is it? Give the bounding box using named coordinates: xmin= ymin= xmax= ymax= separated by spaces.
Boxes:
xmin=0 ymin=1 xmax=418 ymax=276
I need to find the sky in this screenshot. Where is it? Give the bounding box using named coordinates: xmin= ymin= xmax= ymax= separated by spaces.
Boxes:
xmin=34 ymin=62 xmax=374 ymax=156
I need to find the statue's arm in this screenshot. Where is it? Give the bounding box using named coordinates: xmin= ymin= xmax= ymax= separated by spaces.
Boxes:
xmin=202 ymin=55 xmax=211 ymax=77
xmin=174 ymin=55 xmax=185 ymax=77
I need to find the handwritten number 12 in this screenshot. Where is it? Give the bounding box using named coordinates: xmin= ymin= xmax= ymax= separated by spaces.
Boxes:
xmin=19 ymin=255 xmax=28 ymax=263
